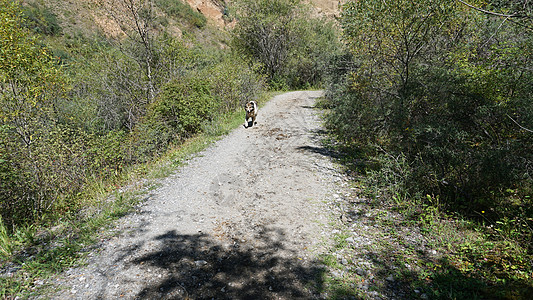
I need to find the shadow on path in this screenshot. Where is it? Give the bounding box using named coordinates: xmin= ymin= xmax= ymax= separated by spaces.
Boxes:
xmin=131 ymin=226 xmax=325 ymax=299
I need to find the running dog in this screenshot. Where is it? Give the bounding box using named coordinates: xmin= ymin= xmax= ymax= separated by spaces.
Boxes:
xmin=244 ymin=101 xmax=258 ymax=128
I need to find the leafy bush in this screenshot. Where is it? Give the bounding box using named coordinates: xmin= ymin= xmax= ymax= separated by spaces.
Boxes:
xmin=206 ymin=55 xmax=266 ymax=113
xmin=0 ymin=0 xmax=70 ymax=227
xmin=85 ymin=130 xmax=127 ymax=178
xmin=232 ymin=0 xmax=340 ymax=89
xmin=129 ymin=74 xmax=216 ymax=161
xmin=156 ymin=0 xmax=207 ymax=28
xmin=22 ymin=2 xmax=61 ymax=35
xmin=286 ymin=17 xmax=340 ymax=89
xmin=156 ymin=75 xmax=216 ymax=135
xmin=0 ymin=124 xmax=90 ymax=227
xmin=327 ymin=0 xmax=533 ymax=215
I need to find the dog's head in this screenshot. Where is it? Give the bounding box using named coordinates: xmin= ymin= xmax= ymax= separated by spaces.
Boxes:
xmin=245 ymin=101 xmax=256 ymax=113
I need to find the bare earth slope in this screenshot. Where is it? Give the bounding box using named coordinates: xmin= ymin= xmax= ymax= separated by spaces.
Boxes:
xmin=50 ymin=91 xmax=345 ymax=299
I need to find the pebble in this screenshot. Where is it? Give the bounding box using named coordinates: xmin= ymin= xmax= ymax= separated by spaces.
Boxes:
xmin=194 ymin=260 xmax=208 ymax=267
xmin=331 ymin=270 xmax=344 ymax=277
xmin=355 ymin=268 xmax=366 ymax=276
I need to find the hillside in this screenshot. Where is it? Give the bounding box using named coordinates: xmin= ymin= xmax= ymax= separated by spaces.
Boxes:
xmin=27 ymin=0 xmax=343 ymax=40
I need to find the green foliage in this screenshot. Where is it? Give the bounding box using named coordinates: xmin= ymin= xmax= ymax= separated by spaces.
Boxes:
xmin=0 ymin=216 xmax=11 ymax=258
xmin=86 ymin=130 xmax=126 ymax=178
xmin=206 ymin=54 xmax=266 ymax=113
xmin=155 ymin=0 xmax=207 ymax=28
xmin=0 ymin=124 xmax=90 ymax=227
xmin=154 ymin=75 xmax=215 ymax=135
xmin=325 ymin=1 xmax=533 ymax=295
xmin=286 ymin=17 xmax=340 ymax=89
xmin=22 ymin=1 xmax=61 ymax=35
xmin=232 ymin=0 xmax=339 ymax=89
xmin=329 ymin=0 xmax=532 ymax=210
xmin=232 ymin=0 xmax=301 ymax=83
xmin=0 ymin=0 xmax=69 ymax=228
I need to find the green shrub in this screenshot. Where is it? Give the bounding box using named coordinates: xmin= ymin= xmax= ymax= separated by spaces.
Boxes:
xmin=22 ymin=2 xmax=61 ymax=35
xmin=86 ymin=130 xmax=127 ymax=178
xmin=0 ymin=124 xmax=90 ymax=228
xmin=156 ymin=0 xmax=207 ymax=28
xmin=327 ymin=0 xmax=533 ymax=212
xmin=156 ymin=75 xmax=216 ymax=135
xmin=232 ymin=0 xmax=340 ymax=89
xmin=206 ymin=55 xmax=266 ymax=113
xmin=129 ymin=74 xmax=216 ymax=162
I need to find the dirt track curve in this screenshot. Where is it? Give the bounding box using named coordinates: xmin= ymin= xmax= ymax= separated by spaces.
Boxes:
xmin=50 ymin=90 xmax=346 ymax=299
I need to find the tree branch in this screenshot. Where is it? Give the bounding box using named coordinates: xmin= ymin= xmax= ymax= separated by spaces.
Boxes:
xmin=507 ymin=114 xmax=533 ymax=133
xmin=456 ymin=0 xmax=528 ymax=18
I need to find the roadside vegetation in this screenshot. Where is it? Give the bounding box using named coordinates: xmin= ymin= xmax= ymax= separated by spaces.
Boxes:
xmin=1 ymin=0 xmax=531 ymax=298
xmin=321 ymin=0 xmax=532 ymax=298
xmin=0 ymin=0 xmax=337 ymax=297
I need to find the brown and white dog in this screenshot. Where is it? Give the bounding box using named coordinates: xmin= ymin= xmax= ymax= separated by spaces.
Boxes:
xmin=244 ymin=101 xmax=258 ymax=128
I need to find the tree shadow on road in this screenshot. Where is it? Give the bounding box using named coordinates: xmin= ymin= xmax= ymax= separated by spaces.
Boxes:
xmin=131 ymin=226 xmax=325 ymax=299
xmin=296 ymin=145 xmax=339 ymax=159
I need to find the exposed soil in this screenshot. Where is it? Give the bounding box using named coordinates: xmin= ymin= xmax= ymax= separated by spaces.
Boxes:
xmin=48 ymin=91 xmax=349 ymax=299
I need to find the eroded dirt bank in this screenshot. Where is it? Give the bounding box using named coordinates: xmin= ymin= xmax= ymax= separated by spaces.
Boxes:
xmin=50 ymin=91 xmax=346 ymax=299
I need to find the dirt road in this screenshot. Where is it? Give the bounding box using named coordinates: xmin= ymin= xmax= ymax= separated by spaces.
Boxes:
xmin=51 ymin=91 xmax=347 ymax=299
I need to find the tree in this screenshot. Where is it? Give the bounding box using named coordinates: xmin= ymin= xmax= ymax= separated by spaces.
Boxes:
xmin=457 ymin=0 xmax=533 ymax=29
xmin=232 ymin=0 xmax=303 ymax=86
xmin=0 ymin=0 xmax=64 ymax=146
xmin=0 ymin=0 xmax=67 ymax=227
xmin=330 ymin=0 xmax=533 ymax=207
xmin=96 ymin=0 xmax=165 ymax=130
xmin=232 ymin=0 xmax=340 ymax=89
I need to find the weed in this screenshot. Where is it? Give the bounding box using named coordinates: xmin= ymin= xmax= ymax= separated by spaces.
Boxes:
xmin=155 ymin=0 xmax=207 ymax=28
xmin=318 ymin=131 xmax=533 ymax=299
xmin=0 ymin=216 xmax=12 ymax=258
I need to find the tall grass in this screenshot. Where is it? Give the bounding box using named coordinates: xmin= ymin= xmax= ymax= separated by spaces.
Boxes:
xmin=0 ymin=216 xmax=12 ymax=258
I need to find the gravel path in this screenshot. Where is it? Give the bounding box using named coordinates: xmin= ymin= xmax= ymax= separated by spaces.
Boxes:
xmin=50 ymin=91 xmax=350 ymax=299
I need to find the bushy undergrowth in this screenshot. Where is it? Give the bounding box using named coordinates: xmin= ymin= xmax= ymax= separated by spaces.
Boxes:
xmin=155 ymin=0 xmax=207 ymax=28
xmin=232 ymin=0 xmax=340 ymax=90
xmin=323 ymin=0 xmax=533 ymax=296
xmin=0 ymin=1 xmax=265 ymax=234
xmin=21 ymin=1 xmax=61 ymax=35
xmin=326 ymin=0 xmax=532 ymax=225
